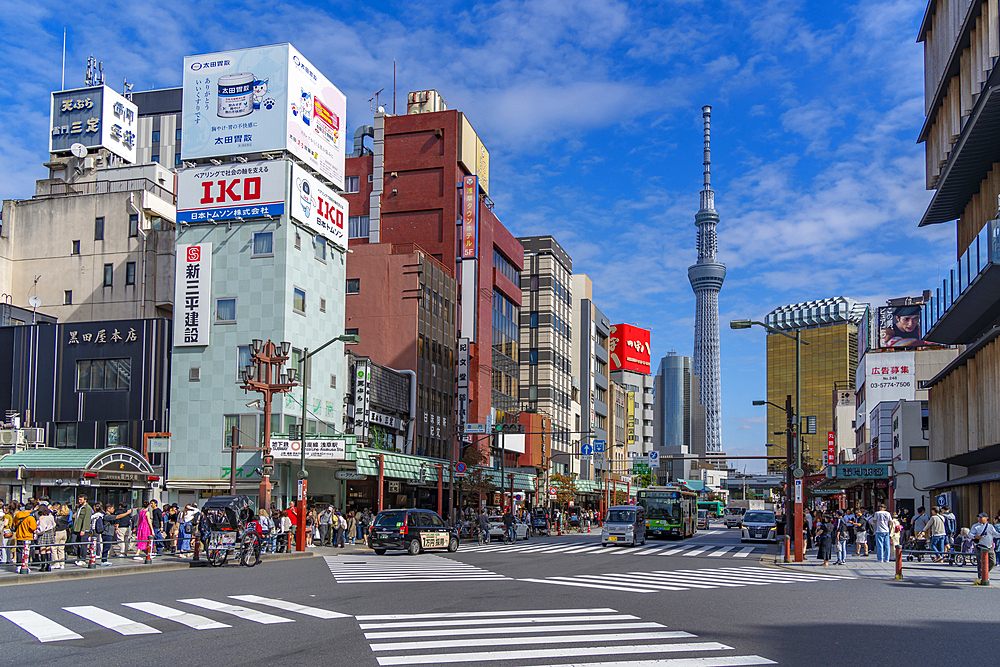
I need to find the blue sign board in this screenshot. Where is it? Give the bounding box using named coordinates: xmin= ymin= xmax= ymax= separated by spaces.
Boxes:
xmin=827 ymin=464 xmax=889 ymax=480
xmin=580 ymin=444 xmax=593 ymax=456
xmin=594 ymin=441 xmax=605 ymax=453
xmin=464 ymin=423 xmax=487 ymax=434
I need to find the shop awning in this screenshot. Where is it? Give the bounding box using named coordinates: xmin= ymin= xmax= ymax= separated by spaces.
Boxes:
xmin=926 ymin=470 xmax=1000 ymax=490
xmin=480 ymin=468 xmax=537 ymax=492
xmin=0 ymin=447 xmax=154 ymax=473
xmin=352 ymin=448 xmax=456 ymax=484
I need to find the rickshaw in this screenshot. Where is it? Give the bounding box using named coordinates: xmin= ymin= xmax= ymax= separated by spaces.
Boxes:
xmin=202 ymin=495 xmax=262 ymax=567
xmin=531 ymin=507 xmax=549 ymax=536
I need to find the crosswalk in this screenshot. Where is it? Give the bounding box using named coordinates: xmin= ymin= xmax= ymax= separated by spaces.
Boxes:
xmin=519 ymin=566 xmax=848 ymax=593
xmin=459 ymin=540 xmax=765 ymax=559
xmin=325 ymin=554 xmax=508 ymax=583
xmin=356 ymin=606 xmax=777 ymax=666
xmin=0 ymin=595 xmax=348 ymax=643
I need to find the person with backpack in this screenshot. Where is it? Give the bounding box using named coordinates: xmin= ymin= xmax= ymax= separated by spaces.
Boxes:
xmin=940 ymin=505 xmax=957 ymax=546
xmin=925 ymin=506 xmax=948 ymax=562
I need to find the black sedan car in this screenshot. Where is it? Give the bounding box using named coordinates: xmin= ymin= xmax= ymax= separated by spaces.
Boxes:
xmin=369 ymin=508 xmax=460 ymax=555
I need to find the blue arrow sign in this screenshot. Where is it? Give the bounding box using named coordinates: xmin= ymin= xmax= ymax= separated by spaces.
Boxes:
xmin=580 ymin=444 xmax=593 ymax=456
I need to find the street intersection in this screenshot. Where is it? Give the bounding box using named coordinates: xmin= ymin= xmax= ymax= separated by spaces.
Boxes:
xmin=0 ymin=523 xmax=996 ymax=666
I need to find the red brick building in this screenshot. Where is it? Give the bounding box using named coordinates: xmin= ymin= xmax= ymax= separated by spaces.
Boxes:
xmin=344 ymin=92 xmax=524 ymax=461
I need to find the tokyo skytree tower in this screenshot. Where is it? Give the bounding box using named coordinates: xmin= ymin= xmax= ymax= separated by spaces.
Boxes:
xmin=687 ymin=105 xmax=726 ymax=453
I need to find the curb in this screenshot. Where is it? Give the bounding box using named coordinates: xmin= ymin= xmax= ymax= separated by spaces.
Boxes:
xmin=0 ymin=551 xmax=314 ymax=587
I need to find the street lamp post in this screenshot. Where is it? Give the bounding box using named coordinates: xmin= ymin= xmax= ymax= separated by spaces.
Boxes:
xmin=239 ymin=339 xmax=298 ymax=511
xmin=732 ymin=319 xmax=809 ymax=562
xmin=295 ymin=333 xmax=360 ymax=552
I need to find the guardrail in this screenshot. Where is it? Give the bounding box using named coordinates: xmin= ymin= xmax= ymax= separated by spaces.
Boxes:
xmin=893 ymin=544 xmax=994 ymax=584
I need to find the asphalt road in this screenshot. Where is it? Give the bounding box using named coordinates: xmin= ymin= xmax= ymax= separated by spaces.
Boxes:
xmin=1 ymin=522 xmax=997 ymax=667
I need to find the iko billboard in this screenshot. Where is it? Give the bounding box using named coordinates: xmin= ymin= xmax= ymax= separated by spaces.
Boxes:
xmin=182 ymin=44 xmax=347 ymax=190
xmin=609 ymin=324 xmax=652 ymax=374
xmin=50 ymin=85 xmax=138 ymax=163
xmin=291 ymin=163 xmax=347 ymax=251
xmin=176 ymin=160 xmax=285 ymax=223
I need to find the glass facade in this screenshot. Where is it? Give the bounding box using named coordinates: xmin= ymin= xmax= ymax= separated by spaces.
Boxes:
xmin=492 ymin=289 xmax=519 ymax=413
xmin=923 ymin=219 xmax=999 ymax=337
xmin=765 ymin=322 xmax=858 ymax=474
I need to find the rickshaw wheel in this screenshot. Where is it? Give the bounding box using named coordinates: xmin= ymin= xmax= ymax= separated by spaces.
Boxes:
xmin=208 ymin=550 xmax=227 ymax=567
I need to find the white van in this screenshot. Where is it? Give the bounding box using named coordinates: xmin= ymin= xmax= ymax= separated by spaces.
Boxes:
xmin=724 ymin=506 xmax=745 ymax=529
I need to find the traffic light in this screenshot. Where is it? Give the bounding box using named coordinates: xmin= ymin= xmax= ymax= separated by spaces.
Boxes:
xmin=494 ymin=424 xmax=524 ymax=434
xmin=262 ymin=455 xmax=274 ymax=477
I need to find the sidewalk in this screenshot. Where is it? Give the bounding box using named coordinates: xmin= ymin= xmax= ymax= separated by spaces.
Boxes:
xmin=0 ymin=550 xmax=314 ymax=586
xmin=766 ymin=549 xmax=994 ymax=587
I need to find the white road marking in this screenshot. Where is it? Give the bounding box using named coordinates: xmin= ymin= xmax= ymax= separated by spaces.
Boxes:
xmin=374 ymin=641 xmax=733 ymax=665
xmin=0 ymin=611 xmax=82 ymax=642
xmin=359 ymin=612 xmax=636 ymax=629
xmin=369 ymin=630 xmax=695 ymax=651
xmin=362 ymin=621 xmax=665 ymax=640
xmin=528 ymin=657 xmax=776 ymax=667
xmin=228 ymin=595 xmax=349 ymax=619
xmin=177 ymin=598 xmax=293 ymax=624
xmin=122 ymin=602 xmax=231 ymax=630
xmin=518 ymin=577 xmax=658 ymax=593
xmin=356 ymin=607 xmax=618 ymax=621
xmin=63 ymin=606 xmax=160 ymax=635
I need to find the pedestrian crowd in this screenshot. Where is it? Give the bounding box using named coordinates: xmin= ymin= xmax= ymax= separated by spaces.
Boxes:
xmin=804 ymin=503 xmax=1000 ymax=568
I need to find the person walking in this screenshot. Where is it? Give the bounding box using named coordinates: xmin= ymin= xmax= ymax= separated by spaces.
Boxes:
xmin=873 ymin=504 xmax=894 ymax=562
xmin=854 ymin=511 xmax=869 ymax=557
xmin=71 ymin=495 xmax=92 ymax=565
xmin=133 ymin=500 xmax=154 ymax=561
xmin=970 ymin=512 xmax=1000 ymax=570
xmin=1 ymin=503 xmax=14 ymax=565
xmin=97 ymin=504 xmax=117 ymax=566
xmin=815 ymin=514 xmax=832 ymax=566
xmin=304 ymin=508 xmax=316 ymax=548
xmin=925 ymin=507 xmax=947 ymax=562
xmin=335 ymin=511 xmax=347 ymax=548
xmin=835 ymin=510 xmax=851 ymax=565
xmin=347 ymin=511 xmax=358 ymax=546
xmin=34 ymin=505 xmax=56 ymax=571
xmin=319 ymin=506 xmax=333 ymax=547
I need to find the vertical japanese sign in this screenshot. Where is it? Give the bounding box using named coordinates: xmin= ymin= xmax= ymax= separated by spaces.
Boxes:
xmin=626 ymin=392 xmax=636 ymax=445
xmin=173 ymin=243 xmax=212 ymax=347
xmin=49 ymin=85 xmax=137 ymax=163
xmin=456 ymin=337 xmax=470 ymax=441
xmin=827 ymin=431 xmax=836 ymax=466
xmin=461 ymin=175 xmax=478 ymax=259
xmin=353 ymin=359 xmax=372 ymax=442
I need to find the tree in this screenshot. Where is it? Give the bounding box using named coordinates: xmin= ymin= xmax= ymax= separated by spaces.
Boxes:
xmin=635 ymin=472 xmax=657 ymax=488
xmin=461 ymin=446 xmax=496 ymax=506
xmin=550 ymin=472 xmax=577 ymax=506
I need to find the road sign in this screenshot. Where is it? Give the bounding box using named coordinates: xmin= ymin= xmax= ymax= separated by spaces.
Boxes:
xmin=580 ymin=444 xmax=593 ymax=456
xmin=548 ymin=487 xmax=557 ymax=498
xmin=793 ymin=467 xmax=805 ymax=479
xmin=648 ymin=451 xmax=659 ymax=468
xmin=464 ymin=423 xmax=487 ymax=434
xmin=594 ymin=441 xmax=605 ymax=453
xmin=454 ymin=462 xmax=467 ymax=474
xmin=632 ymin=462 xmax=650 ymax=475
xmin=794 ymin=478 xmax=803 ymax=503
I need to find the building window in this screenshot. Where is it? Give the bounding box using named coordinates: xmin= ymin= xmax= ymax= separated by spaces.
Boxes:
xmin=529 ymin=349 xmax=538 ymax=365
xmin=176 ymin=128 xmax=182 ymax=141
xmin=71 ymin=240 xmax=80 ymax=255
xmin=215 ymin=297 xmax=237 ymax=323
xmin=151 ymin=154 xmax=159 ymax=164
xmin=319 ymin=298 xmax=326 ymax=313
xmin=151 ymin=130 xmax=160 ymax=143
xmin=107 ymin=421 xmax=128 ymax=447
xmin=174 ymin=154 xmax=182 ymax=166
xmin=530 ymin=312 xmax=538 ymax=328
xmin=224 ymin=414 xmax=260 ymax=451
xmin=348 ymin=215 xmax=370 ymax=239
xmin=129 ymin=214 xmax=139 ymax=237
xmin=94 ymin=217 xmax=104 ymax=240
xmin=493 ymin=248 xmax=521 ymax=285
xmin=103 ymin=263 xmax=113 ymax=287
xmin=330 ymin=374 xmax=337 ymax=388
xmin=368 ymin=174 xmax=374 ymax=183
xmin=64 ymin=290 xmax=72 ymax=305
xmin=293 ymin=286 xmax=306 ymax=314
xmin=76 ymin=358 xmax=132 ymax=391
xmin=237 ymin=345 xmax=251 ymax=381
xmin=346 ymin=278 xmax=360 ymax=294
xmin=295 ymin=232 xmax=301 ymax=249
xmin=345 ymin=328 xmax=359 ymax=337
xmin=292 ymin=348 xmax=311 ymax=388
xmin=530 ymin=275 xmax=539 ymax=291
xmin=314 ymin=235 xmax=326 ymax=261
xmin=55 ymin=423 xmax=77 ymax=448
xmin=345 ymin=175 xmax=360 ymax=193
xmin=125 ymin=262 xmax=136 ymax=285
xmin=910 ymin=446 xmax=929 ymax=461
xmin=252 ymin=231 xmax=273 ymax=257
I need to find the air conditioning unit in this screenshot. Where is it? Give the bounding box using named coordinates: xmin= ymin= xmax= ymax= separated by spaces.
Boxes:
xmin=21 ymin=428 xmax=45 ymax=444
xmin=0 ymin=429 xmax=24 ymax=445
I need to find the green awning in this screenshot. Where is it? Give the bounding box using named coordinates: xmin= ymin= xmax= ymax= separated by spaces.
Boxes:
xmin=353 ymin=448 xmax=456 ymax=483
xmin=0 ymin=447 xmax=153 ymax=473
xmin=480 ymin=469 xmax=537 ymax=492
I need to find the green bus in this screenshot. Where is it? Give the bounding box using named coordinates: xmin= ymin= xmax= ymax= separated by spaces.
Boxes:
xmin=698 ymin=500 xmax=725 ymax=518
xmin=636 ymin=486 xmax=698 ymax=539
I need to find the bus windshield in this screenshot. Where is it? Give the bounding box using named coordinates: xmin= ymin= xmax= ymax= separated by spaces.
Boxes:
xmin=642 ymin=497 xmax=682 ymax=522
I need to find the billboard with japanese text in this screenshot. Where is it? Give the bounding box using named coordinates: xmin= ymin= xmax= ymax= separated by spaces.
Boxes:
xmin=877 ymin=303 xmax=928 ymax=349
xmin=50 ymin=85 xmax=138 ymax=163
xmin=173 ymin=243 xmax=212 ymax=347
xmin=609 ymin=324 xmax=651 ymax=374
xmin=176 ymin=160 xmax=285 ymax=223
xmin=182 ymin=44 xmax=346 ymax=190
xmin=291 ymin=162 xmax=347 ymax=251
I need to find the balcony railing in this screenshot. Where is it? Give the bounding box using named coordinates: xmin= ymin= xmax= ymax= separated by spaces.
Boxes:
xmin=35 ymin=178 xmax=176 ymax=205
xmin=923 ymin=219 xmax=1000 ymax=342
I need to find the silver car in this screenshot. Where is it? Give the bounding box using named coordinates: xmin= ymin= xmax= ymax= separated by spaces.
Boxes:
xmin=601 ymin=506 xmax=646 ymax=547
xmin=741 ymin=510 xmax=778 ymax=543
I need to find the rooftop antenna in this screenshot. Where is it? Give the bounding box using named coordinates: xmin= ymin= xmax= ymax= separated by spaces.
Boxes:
xmin=61 ymin=28 xmax=66 ymax=90
xmin=369 ymin=88 xmax=385 ymax=114
xmin=85 ymin=56 xmax=104 ymax=87
xmin=123 ymin=77 xmax=134 ymax=100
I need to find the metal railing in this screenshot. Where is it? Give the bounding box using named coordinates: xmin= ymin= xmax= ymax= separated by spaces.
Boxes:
xmin=35 ymin=178 xmax=176 ymax=205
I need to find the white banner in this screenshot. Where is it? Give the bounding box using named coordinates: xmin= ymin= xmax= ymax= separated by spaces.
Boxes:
xmin=353 ymin=359 xmax=371 ymax=441
xmin=174 ymin=243 xmax=212 ymax=347
xmin=177 ymin=160 xmax=286 ymax=223
xmin=291 ymin=163 xmax=347 ymax=251
xmin=271 ymin=439 xmax=346 ymax=460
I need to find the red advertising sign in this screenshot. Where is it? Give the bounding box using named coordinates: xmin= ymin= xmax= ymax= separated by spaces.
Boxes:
xmin=461 ymin=175 xmax=478 ymax=259
xmin=827 ymin=431 xmax=836 ymax=466
xmin=609 ymin=324 xmax=651 ymax=374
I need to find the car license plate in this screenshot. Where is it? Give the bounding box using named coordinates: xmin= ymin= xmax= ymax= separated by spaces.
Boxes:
xmin=378 ymin=533 xmax=389 ymax=539
xmin=609 ymin=536 xmax=618 ymax=542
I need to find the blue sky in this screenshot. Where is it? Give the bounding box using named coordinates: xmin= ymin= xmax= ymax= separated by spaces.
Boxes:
xmin=0 ymin=0 xmax=952 ymax=471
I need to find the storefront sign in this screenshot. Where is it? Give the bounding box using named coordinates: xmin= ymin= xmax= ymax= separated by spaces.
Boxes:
xmin=626 ymin=392 xmax=636 ymax=445
xmin=98 ymin=471 xmax=146 ymax=482
xmin=388 ymin=481 xmax=400 ymax=493
xmin=828 ymin=464 xmax=889 ymax=480
xmin=177 ymin=161 xmax=285 ymax=222
xmin=456 ymin=337 xmax=470 ymax=389
xmin=174 ymin=243 xmax=212 ymax=347
xmin=826 ymin=431 xmax=835 ymax=466
xmin=353 ymin=359 xmax=372 ymax=441
xmin=368 ymin=410 xmax=402 ymax=431
xmin=270 ymin=439 xmax=346 ymax=460
xmin=460 ymin=176 xmax=478 ymax=258
xmin=50 ymin=85 xmax=138 ymax=163
xmin=334 ymin=470 xmax=367 ymax=481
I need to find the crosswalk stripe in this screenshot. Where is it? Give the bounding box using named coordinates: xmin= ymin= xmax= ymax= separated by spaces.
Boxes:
xmin=528 ymin=657 xmax=777 ymax=667
xmin=0 ymin=611 xmax=83 ymax=642
xmin=373 ymin=641 xmax=733 ymax=665
xmin=733 ymin=547 xmax=756 ymax=557
xmin=634 ymin=548 xmax=663 ymax=555
xmin=518 ymin=577 xmax=658 ymax=593
xmin=178 ymin=598 xmax=294 ymax=624
xmin=642 ymin=573 xmax=744 ymax=588
xmin=359 ymin=613 xmax=637 ymax=630
xmin=356 ymin=607 xmax=618 ymax=621
xmin=228 ymin=595 xmax=349 ymax=619
xmin=63 ymin=606 xmax=160 ymax=635
xmin=325 ymin=556 xmax=507 ymax=583
xmin=362 ymin=621 xmax=666 ymax=639
xmin=572 ymin=574 xmax=691 ymax=591
xmin=370 ymin=630 xmax=696 ymax=651
xmin=608 ymin=573 xmax=717 ymax=590
xmin=122 ymin=602 xmax=231 ymax=630
xmin=707 ymin=547 xmax=733 ymax=557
